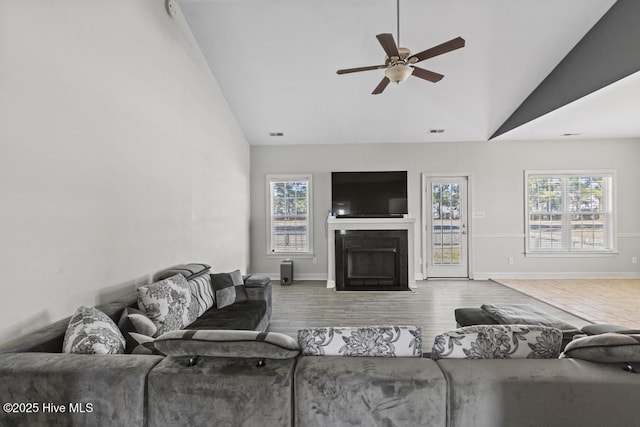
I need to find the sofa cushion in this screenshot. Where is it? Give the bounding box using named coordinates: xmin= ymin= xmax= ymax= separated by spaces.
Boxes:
xmin=454 ymin=307 xmax=499 ymax=327
xmin=431 ymin=324 xmax=562 ymax=360
xmin=117 ymin=307 xmax=157 ymax=354
xmin=154 ymin=329 xmax=300 ymax=359
xmin=298 ymin=326 xmax=423 ymax=357
xmin=62 ymin=306 xmax=125 ymax=354
xmin=188 ymin=274 xmax=215 ymax=317
xmin=187 ymin=300 xmax=267 ymax=331
xmin=295 ymin=357 xmax=447 ymax=427
xmin=561 ymin=333 xmax=640 ymax=363
xmin=481 ymin=303 xmax=578 ymax=331
xmin=154 ymin=263 xmax=211 ymax=281
xmin=211 ymin=270 xmax=247 ymax=308
xmin=137 ymin=274 xmax=194 ymax=336
xmin=437 ymin=358 xmax=640 ymax=427
xmin=147 ymin=356 xmax=295 ymax=427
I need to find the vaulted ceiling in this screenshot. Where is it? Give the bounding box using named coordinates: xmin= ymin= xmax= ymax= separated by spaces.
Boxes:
xmin=177 ymin=0 xmax=640 ymax=145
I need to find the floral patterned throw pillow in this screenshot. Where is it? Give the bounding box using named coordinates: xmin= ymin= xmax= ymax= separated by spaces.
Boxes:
xmin=62 ymin=306 xmax=126 ymax=354
xmin=298 ymin=326 xmax=423 ymax=357
xmin=137 ymin=274 xmax=194 ymax=336
xmin=430 ymin=324 xmax=562 ymax=360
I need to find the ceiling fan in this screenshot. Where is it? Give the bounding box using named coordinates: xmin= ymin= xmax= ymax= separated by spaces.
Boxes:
xmin=336 ymin=1 xmax=465 ymax=95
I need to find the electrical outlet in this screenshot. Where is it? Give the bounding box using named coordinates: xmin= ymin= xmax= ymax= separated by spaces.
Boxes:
xmin=633 ymin=256 xmax=638 ymax=264
xmin=508 ymin=257 xmax=514 ymax=265
xmin=312 ymin=257 xmax=318 ymax=265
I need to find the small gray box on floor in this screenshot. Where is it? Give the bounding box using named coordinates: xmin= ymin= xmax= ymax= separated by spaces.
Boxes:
xmin=280 ymin=260 xmax=293 ymax=285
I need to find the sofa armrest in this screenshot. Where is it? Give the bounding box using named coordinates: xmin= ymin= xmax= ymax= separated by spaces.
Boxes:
xmin=0 ymin=353 xmax=162 ymax=426
xmin=243 ymin=275 xmax=272 ymax=325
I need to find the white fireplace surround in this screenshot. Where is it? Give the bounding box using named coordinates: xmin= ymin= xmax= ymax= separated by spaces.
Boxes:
xmin=327 ymin=215 xmax=416 ymax=289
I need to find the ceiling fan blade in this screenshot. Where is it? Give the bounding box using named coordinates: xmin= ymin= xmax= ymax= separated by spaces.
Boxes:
xmin=337 ymin=65 xmax=386 ymax=75
xmin=409 ymin=36 xmax=465 ymax=63
xmin=376 ymin=33 xmax=400 ymax=58
xmin=372 ymin=77 xmax=390 ymax=95
xmin=411 ymin=66 xmax=444 ymax=83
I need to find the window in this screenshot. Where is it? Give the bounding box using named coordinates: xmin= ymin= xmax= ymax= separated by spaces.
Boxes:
xmin=525 ymin=171 xmax=614 ymax=254
xmin=267 ymin=174 xmax=313 ymax=255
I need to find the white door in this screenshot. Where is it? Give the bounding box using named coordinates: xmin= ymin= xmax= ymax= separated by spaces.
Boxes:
xmin=423 ymin=176 xmax=469 ymax=278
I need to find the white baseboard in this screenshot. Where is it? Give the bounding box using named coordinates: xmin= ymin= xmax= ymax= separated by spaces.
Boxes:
xmin=252 ymin=273 xmax=328 ymax=281
xmin=475 ymin=272 xmax=640 ymax=280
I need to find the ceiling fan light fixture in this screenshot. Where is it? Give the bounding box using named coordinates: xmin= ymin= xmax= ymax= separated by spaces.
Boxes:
xmin=385 ymin=63 xmax=413 ymax=83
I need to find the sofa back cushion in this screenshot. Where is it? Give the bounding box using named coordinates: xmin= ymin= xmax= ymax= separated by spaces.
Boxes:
xmin=154 ymin=329 xmax=300 ymax=359
xmin=153 ymin=263 xmax=211 ymax=281
xmin=431 ymin=324 xmax=562 ymax=360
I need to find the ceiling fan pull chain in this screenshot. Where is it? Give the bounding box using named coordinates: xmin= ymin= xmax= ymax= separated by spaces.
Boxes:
xmin=396 ymin=0 xmax=400 ymax=48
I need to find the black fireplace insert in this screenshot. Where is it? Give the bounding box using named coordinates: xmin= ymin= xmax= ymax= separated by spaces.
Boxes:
xmin=335 ymin=229 xmax=409 ymax=291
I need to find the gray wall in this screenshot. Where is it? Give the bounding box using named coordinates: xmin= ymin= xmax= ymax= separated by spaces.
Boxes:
xmin=0 ymin=1 xmax=250 ymax=343
xmin=250 ymin=139 xmax=640 ymax=280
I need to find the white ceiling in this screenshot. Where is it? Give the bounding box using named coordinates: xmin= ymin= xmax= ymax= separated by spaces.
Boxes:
xmin=178 ymin=0 xmax=639 ymax=145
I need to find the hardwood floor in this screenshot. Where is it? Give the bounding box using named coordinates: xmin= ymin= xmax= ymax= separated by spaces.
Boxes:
xmin=268 ymin=280 xmax=591 ymax=352
xmin=495 ymin=279 xmax=640 ymax=329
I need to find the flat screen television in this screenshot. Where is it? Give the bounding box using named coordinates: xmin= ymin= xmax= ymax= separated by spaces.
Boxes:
xmin=331 ymin=171 xmax=408 ymax=218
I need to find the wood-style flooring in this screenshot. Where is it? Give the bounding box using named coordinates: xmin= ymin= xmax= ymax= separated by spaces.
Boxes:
xmin=495 ymin=279 xmax=640 ymax=329
xmin=268 ymin=280 xmax=591 ymax=352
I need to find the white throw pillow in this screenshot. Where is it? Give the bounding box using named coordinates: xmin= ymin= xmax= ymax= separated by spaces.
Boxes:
xmin=431 ymin=324 xmax=562 ymax=360
xmin=297 ymin=326 xmax=423 ymax=357
xmin=62 ymin=306 xmax=125 ymax=354
xmin=137 ymin=274 xmax=193 ymax=336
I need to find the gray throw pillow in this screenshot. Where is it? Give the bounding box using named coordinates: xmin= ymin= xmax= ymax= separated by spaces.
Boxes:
xmin=561 ymin=333 xmax=640 ymax=363
xmin=211 ymin=269 xmax=247 ymax=308
xmin=118 ymin=307 xmax=158 ymax=353
xmin=63 ymin=306 xmax=126 ymax=354
xmin=188 ymin=274 xmax=215 ymax=317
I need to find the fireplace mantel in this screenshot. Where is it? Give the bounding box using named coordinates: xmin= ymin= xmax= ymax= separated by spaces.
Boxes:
xmin=327 ymin=216 xmax=416 ymax=289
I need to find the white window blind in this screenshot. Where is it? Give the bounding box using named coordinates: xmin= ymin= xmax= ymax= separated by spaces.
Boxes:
xmin=267 ymin=175 xmax=312 ymax=254
xmin=525 ymin=171 xmax=614 ymax=254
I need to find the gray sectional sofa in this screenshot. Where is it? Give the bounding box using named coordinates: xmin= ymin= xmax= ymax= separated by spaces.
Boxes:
xmin=0 ymin=269 xmax=273 ymax=426
xmin=1 ymin=271 xmax=639 ymax=426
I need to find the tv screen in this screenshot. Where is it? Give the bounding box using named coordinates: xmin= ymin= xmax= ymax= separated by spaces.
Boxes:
xmin=331 ymin=171 xmax=408 ymax=217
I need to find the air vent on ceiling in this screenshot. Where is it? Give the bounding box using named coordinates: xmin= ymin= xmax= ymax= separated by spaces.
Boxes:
xmin=428 ymin=129 xmax=445 ymax=134
xmin=269 ymin=132 xmax=284 ymax=137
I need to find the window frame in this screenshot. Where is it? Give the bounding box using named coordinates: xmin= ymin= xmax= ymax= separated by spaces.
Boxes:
xmin=265 ymin=174 xmax=314 ymax=257
xmin=524 ymin=169 xmax=617 ymax=257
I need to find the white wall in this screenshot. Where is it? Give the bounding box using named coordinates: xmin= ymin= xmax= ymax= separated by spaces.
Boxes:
xmin=250 ymin=139 xmax=640 ymax=280
xmin=0 ymin=1 xmax=250 ymax=343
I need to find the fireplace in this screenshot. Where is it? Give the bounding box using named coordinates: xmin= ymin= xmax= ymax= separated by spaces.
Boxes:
xmin=335 ymin=229 xmax=409 ymax=291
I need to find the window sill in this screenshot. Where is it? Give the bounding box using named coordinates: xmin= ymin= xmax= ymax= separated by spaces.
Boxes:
xmin=525 ymin=251 xmax=618 ymax=258
xmin=266 ymin=252 xmax=314 ymax=259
